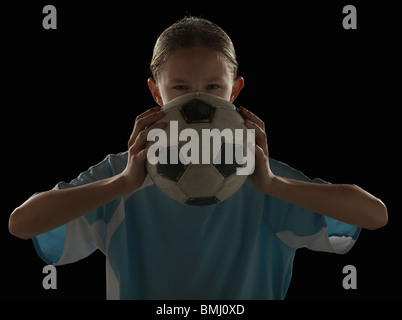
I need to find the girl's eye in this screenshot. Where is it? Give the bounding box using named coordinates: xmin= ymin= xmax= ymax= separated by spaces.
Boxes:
xmin=207 ymin=84 xmax=220 ymax=90
xmin=174 ymin=85 xmax=188 ymax=90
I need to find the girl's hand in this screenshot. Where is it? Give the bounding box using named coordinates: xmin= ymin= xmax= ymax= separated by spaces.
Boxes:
xmin=121 ymin=106 xmax=166 ymax=192
xmin=239 ymin=106 xmax=275 ymax=194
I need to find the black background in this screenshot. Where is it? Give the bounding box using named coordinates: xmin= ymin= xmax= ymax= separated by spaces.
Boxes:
xmin=2 ymin=0 xmax=400 ymax=302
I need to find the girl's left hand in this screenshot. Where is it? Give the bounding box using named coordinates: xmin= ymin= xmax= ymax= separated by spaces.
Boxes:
xmin=239 ymin=106 xmax=275 ymax=194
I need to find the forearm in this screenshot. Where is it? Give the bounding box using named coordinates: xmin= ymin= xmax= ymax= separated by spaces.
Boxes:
xmin=265 ymin=176 xmax=388 ymax=230
xmin=9 ymin=173 xmax=130 ymax=240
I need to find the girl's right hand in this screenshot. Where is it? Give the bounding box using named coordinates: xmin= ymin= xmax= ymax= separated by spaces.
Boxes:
xmin=121 ymin=106 xmax=166 ymax=192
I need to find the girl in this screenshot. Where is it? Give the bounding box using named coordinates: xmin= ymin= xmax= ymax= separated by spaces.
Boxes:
xmin=9 ymin=16 xmax=387 ymax=299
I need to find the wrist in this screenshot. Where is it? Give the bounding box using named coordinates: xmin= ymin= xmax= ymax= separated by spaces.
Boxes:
xmin=262 ymin=174 xmax=283 ymax=198
xmin=115 ymin=172 xmax=136 ymax=195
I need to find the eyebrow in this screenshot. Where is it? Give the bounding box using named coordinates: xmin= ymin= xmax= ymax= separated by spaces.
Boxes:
xmin=169 ymin=77 xmax=224 ymax=83
xmin=206 ymin=77 xmax=225 ymax=83
xmin=169 ymin=79 xmax=187 ymax=83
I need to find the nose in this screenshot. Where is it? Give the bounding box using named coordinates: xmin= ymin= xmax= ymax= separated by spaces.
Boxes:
xmin=189 ymin=89 xmax=205 ymax=95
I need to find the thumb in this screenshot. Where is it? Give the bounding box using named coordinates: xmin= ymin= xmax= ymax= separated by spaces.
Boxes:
xmin=253 ymin=143 xmax=267 ymax=166
xmin=137 ymin=148 xmax=149 ymax=163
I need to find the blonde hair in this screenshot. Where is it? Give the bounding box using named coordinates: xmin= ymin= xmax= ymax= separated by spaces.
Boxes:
xmin=150 ymin=16 xmax=238 ymax=82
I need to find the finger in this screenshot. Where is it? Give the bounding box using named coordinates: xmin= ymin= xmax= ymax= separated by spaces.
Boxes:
xmin=129 ymin=107 xmax=160 ymax=147
xmin=245 ymin=119 xmax=269 ymax=157
xmin=135 ymin=109 xmax=165 ymax=132
xmin=135 ymin=148 xmax=149 ymax=164
xmin=129 ymin=109 xmax=165 ymax=147
xmin=136 ymin=106 xmax=161 ymax=121
xmin=253 ymin=143 xmax=267 ymax=165
xmin=239 ymin=106 xmax=265 ymax=131
xmin=131 ymin=121 xmax=167 ymax=155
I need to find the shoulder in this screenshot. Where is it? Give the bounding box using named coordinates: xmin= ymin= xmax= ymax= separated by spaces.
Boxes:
xmin=103 ymin=152 xmax=128 ymax=173
xmin=269 ymin=158 xmax=330 ymax=185
xmin=269 ymin=158 xmax=311 ymax=182
xmin=69 ymin=152 xmax=128 ymax=186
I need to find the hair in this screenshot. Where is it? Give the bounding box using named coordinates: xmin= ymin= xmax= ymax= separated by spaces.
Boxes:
xmin=150 ymin=16 xmax=238 ymax=82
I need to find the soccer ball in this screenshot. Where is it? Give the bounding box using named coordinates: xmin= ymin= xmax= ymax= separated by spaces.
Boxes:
xmin=145 ymin=92 xmax=253 ymax=206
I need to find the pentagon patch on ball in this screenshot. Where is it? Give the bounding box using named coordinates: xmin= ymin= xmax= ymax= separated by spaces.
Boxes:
xmin=180 ymin=98 xmax=215 ymax=123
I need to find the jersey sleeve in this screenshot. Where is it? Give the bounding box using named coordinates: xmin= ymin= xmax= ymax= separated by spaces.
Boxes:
xmin=32 ymin=153 xmax=127 ymax=265
xmin=267 ymin=158 xmax=361 ymax=254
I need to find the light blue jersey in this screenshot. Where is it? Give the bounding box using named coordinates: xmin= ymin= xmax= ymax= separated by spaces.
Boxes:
xmin=33 ymin=152 xmax=360 ymax=299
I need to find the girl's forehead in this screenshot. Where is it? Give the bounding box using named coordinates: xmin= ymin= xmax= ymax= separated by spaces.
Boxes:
xmin=159 ymin=47 xmax=232 ymax=81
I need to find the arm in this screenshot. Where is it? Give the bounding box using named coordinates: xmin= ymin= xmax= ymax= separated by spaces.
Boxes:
xmin=265 ymin=176 xmax=388 ymax=230
xmin=9 ymin=174 xmax=129 ymax=240
xmin=239 ymin=106 xmax=388 ymax=230
xmin=9 ymin=107 xmax=166 ymax=240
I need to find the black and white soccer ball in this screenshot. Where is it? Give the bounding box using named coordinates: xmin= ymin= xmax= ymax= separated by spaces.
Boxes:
xmin=145 ymin=92 xmax=253 ymax=206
